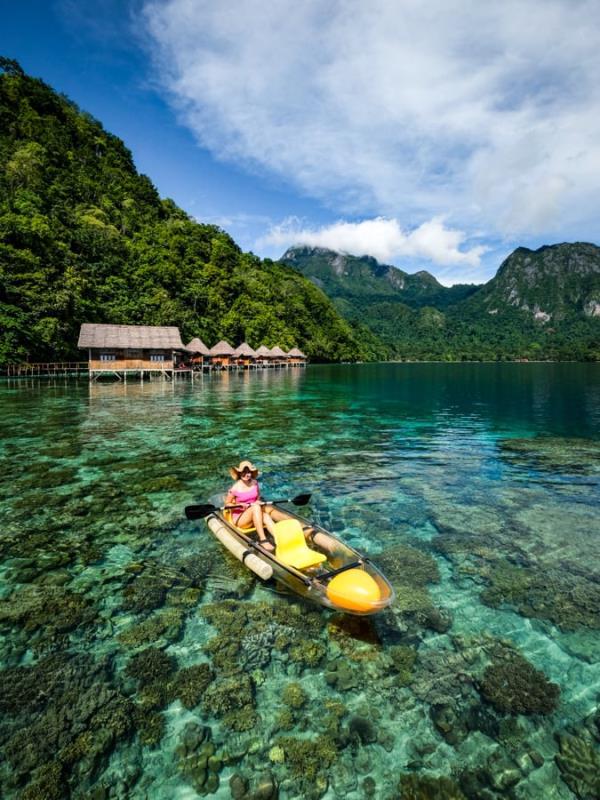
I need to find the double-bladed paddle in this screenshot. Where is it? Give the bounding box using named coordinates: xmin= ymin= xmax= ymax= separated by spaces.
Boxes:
xmin=184 ymin=492 xmax=312 ymax=521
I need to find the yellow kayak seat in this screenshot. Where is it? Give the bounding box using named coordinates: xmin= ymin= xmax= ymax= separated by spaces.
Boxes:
xmin=273 ymin=519 xmax=327 ymax=570
xmin=224 ymin=510 xmax=256 ymax=533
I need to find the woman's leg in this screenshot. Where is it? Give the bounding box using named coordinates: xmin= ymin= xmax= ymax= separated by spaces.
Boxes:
xmin=233 ymin=506 xmax=255 ymax=529
xmin=250 ymin=503 xmax=274 ymax=551
xmin=262 ymin=505 xmax=289 ymax=536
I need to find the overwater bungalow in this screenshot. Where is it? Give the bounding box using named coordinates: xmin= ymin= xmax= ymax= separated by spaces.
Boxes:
xmin=209 ymin=340 xmax=236 ymax=369
xmin=287 ymin=347 xmax=307 ymax=366
xmin=269 ymin=345 xmax=289 ymax=367
xmin=186 ymin=337 xmax=210 ymax=369
xmin=255 ymin=344 xmax=273 ymax=367
xmin=79 ymin=324 xmax=186 ymax=380
xmin=233 ymin=342 xmax=258 ymax=368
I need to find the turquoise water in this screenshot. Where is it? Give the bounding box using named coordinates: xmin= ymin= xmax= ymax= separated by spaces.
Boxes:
xmin=0 ymin=364 xmax=599 ymax=799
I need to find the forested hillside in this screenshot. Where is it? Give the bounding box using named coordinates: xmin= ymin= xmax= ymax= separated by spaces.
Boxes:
xmin=0 ymin=58 xmax=379 ymax=365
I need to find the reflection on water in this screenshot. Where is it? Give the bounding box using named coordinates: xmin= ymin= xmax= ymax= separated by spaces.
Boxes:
xmin=0 ymin=364 xmax=599 ymax=799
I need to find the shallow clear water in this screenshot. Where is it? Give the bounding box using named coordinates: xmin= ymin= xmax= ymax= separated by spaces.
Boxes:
xmin=0 ymin=364 xmax=599 ymax=799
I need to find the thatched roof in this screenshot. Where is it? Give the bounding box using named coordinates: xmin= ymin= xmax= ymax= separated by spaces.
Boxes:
xmin=269 ymin=345 xmax=288 ymax=357
xmin=287 ymin=347 xmax=306 ymax=358
xmin=78 ymin=324 xmax=184 ymax=349
xmin=234 ymin=342 xmax=258 ymax=357
xmin=255 ymin=345 xmax=273 ymax=357
xmin=186 ymin=337 xmax=210 ymax=355
xmin=209 ymin=340 xmax=235 ymax=356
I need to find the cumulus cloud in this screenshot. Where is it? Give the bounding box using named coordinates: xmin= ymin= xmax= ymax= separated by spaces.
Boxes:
xmin=141 ymin=0 xmax=600 ymax=243
xmin=259 ymin=216 xmax=486 ymax=272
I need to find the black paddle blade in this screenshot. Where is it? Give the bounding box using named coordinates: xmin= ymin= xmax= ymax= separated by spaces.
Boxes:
xmin=185 ymin=503 xmax=217 ymax=520
xmin=291 ymin=492 xmax=311 ymax=506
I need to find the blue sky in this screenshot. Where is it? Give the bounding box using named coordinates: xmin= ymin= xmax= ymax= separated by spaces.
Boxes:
xmin=2 ymin=0 xmax=600 ymax=284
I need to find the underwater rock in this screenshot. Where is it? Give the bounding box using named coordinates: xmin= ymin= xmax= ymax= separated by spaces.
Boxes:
xmin=330 ymin=754 xmax=358 ymax=797
xmin=362 ymin=775 xmax=377 ymax=797
xmin=478 ymin=651 xmax=560 ymax=716
xmin=398 ymin=772 xmax=467 ymax=799
xmin=430 ymin=704 xmax=468 ymax=747
xmin=177 ymin=722 xmax=223 ymax=796
xmin=485 ymin=749 xmax=522 ymax=791
xmin=411 ymin=648 xmax=476 ymax=709
xmin=325 ymin=659 xmax=360 ymax=692
xmin=250 ymin=771 xmax=278 ymax=800
xmin=555 ymin=730 xmax=600 ymax=799
xmin=230 ymin=772 xmax=249 ymax=799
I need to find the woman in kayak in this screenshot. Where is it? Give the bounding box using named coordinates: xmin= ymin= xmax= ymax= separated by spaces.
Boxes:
xmin=225 ymin=460 xmax=287 ymax=552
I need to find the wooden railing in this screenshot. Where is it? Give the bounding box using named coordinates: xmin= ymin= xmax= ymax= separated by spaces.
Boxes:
xmin=5 ymin=362 xmax=88 ymax=376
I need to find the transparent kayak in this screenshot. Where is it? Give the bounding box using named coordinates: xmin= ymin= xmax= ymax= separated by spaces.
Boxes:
xmin=205 ymin=502 xmax=395 ymax=615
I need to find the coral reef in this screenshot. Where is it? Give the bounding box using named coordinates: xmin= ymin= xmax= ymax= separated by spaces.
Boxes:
xmin=276 ymin=734 xmax=338 ymax=780
xmin=281 ymin=682 xmax=308 ymax=710
xmin=0 ymin=585 xmax=95 ymax=635
xmin=500 ymin=436 xmax=600 ymax=476
xmin=0 ymin=652 xmax=137 ymax=795
xmin=481 ymin=560 xmax=600 ymax=632
xmin=202 ymin=674 xmax=257 ymax=731
xmin=125 ymin=646 xmax=176 ymax=687
xmin=117 ymin=608 xmax=184 ymax=648
xmin=555 ymin=730 xmax=600 ymax=799
xmin=172 ymin=663 xmax=215 ymax=710
xmin=478 ymin=650 xmax=560 ymax=715
xmin=388 ymin=644 xmax=417 ymax=686
xmin=374 ymin=544 xmax=441 ymax=588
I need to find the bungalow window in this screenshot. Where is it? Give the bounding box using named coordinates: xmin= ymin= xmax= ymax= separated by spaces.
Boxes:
xmin=150 ymin=353 xmax=165 ymax=362
xmin=99 ymin=353 xmax=116 ymax=361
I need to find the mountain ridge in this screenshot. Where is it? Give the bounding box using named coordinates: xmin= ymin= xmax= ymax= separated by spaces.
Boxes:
xmin=280 ymin=243 xmax=600 ymax=360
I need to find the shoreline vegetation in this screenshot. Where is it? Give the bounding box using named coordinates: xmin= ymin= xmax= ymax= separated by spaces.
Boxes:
xmin=1 ymin=58 xmax=599 ymax=368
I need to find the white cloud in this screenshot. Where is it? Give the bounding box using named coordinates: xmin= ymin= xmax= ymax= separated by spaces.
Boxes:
xmin=141 ymin=0 xmax=600 ymax=243
xmin=259 ymin=216 xmax=487 ymax=278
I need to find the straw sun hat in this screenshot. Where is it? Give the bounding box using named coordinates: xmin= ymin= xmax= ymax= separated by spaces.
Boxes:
xmin=229 ymin=460 xmax=259 ymax=480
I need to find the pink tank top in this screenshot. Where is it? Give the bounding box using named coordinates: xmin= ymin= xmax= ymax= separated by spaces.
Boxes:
xmin=230 ymin=482 xmax=259 ymax=523
xmin=231 ymin=483 xmax=259 ymax=504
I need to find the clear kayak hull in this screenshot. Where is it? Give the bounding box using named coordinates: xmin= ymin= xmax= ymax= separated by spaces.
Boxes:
xmin=206 ymin=504 xmax=395 ymax=615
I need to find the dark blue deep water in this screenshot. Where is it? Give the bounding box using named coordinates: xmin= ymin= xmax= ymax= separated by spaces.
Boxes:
xmin=0 ymin=364 xmax=599 ymax=799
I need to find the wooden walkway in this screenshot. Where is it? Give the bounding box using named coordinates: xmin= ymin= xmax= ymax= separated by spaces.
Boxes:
xmin=2 ymin=361 xmax=307 ymax=379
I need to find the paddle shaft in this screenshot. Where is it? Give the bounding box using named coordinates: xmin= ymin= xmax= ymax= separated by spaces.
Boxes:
xmin=185 ymin=492 xmax=311 ymax=521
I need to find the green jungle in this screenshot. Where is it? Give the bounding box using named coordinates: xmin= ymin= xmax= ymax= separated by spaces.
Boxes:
xmin=1 ymin=57 xmax=599 ymax=365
